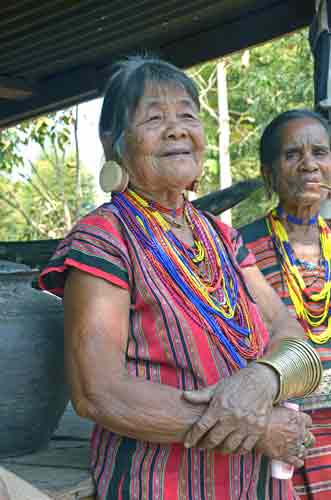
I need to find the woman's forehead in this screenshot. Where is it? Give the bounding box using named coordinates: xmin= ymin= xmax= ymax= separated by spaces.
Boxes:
xmin=138 ymin=81 xmax=195 ymax=107
xmin=279 ymin=118 xmax=329 ymax=145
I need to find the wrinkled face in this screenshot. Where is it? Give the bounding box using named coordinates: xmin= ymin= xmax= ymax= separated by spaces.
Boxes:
xmin=122 ymin=82 xmax=205 ymax=193
xmin=268 ymin=118 xmax=331 ymax=209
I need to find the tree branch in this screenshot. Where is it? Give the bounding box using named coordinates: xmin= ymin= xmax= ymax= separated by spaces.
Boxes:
xmin=0 ymin=190 xmax=49 ymax=237
xmin=23 ymin=163 xmax=58 ymax=210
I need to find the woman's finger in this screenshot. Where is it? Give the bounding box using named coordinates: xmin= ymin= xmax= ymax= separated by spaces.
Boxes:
xmin=236 ymin=433 xmax=260 ymax=454
xmin=284 ymin=455 xmax=305 ymax=469
xmin=213 ymin=429 xmax=247 ymax=454
xmin=301 ymin=412 xmax=313 ymax=427
xmin=184 ymin=413 xmax=218 ymax=448
xmin=184 ymin=411 xmax=235 ymax=449
xmin=220 ymin=431 xmax=259 ymax=455
xmin=182 ymin=384 xmax=217 ymax=404
xmin=196 ymin=423 xmax=243 ymax=451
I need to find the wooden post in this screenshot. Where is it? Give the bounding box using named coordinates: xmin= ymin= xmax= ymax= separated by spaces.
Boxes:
xmin=217 ymin=60 xmax=232 ymax=225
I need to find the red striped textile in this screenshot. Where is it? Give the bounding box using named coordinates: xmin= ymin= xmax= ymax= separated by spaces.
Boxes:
xmin=241 ymin=216 xmax=331 ymax=499
xmin=293 ymin=409 xmax=331 ymax=499
xmin=40 ymin=202 xmax=296 ymax=500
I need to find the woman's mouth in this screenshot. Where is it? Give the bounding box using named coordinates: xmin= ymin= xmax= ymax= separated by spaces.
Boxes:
xmin=301 ymin=177 xmax=321 ymax=187
xmin=160 ymin=150 xmax=191 ymax=157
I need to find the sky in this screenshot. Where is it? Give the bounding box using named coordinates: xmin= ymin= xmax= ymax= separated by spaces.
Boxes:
xmin=77 ymin=98 xmax=103 ymax=173
xmin=76 ymin=98 xmax=107 ymax=205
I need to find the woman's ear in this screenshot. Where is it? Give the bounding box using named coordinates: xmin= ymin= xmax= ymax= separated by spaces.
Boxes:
xmin=100 ymin=133 xmax=114 ymax=162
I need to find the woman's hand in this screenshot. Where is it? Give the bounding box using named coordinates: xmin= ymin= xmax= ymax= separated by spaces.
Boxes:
xmin=182 ymin=363 xmax=278 ymax=453
xmin=256 ymin=406 xmax=314 ymax=468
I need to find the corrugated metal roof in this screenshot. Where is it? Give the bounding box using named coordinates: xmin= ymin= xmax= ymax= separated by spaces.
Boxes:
xmin=0 ymin=0 xmax=314 ymax=127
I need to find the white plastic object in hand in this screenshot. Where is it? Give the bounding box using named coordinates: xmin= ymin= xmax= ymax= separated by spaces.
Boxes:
xmin=271 ymin=402 xmax=299 ymax=480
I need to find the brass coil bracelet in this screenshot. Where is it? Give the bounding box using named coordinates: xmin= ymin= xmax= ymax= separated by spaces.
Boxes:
xmin=256 ymin=337 xmax=322 ymax=405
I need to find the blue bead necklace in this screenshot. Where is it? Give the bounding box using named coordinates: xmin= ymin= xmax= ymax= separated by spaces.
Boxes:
xmin=277 ymin=206 xmax=319 ymax=226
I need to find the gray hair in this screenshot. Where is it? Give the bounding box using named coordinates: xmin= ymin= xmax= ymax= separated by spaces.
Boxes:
xmin=99 ymin=54 xmax=200 ymax=163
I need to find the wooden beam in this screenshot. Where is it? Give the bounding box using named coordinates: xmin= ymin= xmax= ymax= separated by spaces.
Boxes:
xmin=161 ymin=0 xmax=314 ymax=68
xmin=0 ymin=66 xmax=100 ymax=129
xmin=0 ymin=76 xmax=35 ymax=99
xmin=0 ymin=0 xmax=314 ymax=128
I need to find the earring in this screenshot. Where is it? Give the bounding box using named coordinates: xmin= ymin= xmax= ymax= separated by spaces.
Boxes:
xmin=187 ymin=178 xmax=200 ymax=193
xmin=99 ymin=160 xmax=129 ymax=193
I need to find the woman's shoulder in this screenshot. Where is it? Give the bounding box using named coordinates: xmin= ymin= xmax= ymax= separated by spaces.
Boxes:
xmin=75 ymin=202 xmax=121 ymax=228
xmin=39 ymin=202 xmax=132 ymax=295
xmin=68 ymin=202 xmax=126 ymax=243
xmin=239 ymin=216 xmax=270 ymax=246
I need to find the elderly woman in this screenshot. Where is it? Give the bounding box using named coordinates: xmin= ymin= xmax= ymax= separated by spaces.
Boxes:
xmin=241 ymin=109 xmax=331 ymax=499
xmin=40 ymin=58 xmax=321 ymax=500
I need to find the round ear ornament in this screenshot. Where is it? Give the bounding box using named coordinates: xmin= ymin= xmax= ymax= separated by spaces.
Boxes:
xmin=99 ymin=160 xmax=129 ymax=193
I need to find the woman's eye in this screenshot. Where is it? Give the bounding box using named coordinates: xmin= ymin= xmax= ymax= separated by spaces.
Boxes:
xmin=314 ymin=148 xmax=329 ymax=157
xmin=148 ymin=115 xmax=162 ymax=122
xmin=285 ymin=150 xmax=299 ymax=160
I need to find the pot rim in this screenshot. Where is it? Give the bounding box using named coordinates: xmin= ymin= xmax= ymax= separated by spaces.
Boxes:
xmin=0 ymin=270 xmax=39 ymax=278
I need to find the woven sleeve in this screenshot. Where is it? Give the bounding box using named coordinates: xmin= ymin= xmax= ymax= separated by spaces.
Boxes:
xmin=38 ymin=207 xmax=132 ymax=298
xmin=231 ymin=229 xmax=256 ymax=268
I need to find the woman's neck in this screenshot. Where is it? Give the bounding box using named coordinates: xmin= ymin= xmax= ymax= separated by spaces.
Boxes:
xmin=276 ymin=200 xmax=321 ymax=245
xmin=278 ymin=203 xmax=320 ymax=242
xmin=128 ymin=185 xmax=185 ymax=212
xmin=279 ymin=200 xmax=320 ymax=226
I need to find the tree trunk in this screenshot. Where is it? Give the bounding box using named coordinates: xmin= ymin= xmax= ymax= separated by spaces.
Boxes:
xmin=74 ymin=105 xmax=82 ymax=220
xmin=217 ymin=60 xmax=232 ymax=225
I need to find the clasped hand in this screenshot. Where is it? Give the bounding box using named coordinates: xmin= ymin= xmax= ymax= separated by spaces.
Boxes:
xmin=183 ymin=364 xmax=313 ymax=466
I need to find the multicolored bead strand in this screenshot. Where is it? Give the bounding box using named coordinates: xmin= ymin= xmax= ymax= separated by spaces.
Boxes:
xmin=268 ymin=208 xmax=331 ymax=343
xmin=112 ymin=190 xmax=264 ymax=368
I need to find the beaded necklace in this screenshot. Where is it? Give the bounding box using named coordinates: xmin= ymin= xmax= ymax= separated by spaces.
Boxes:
xmin=112 ymin=190 xmax=264 ymax=369
xmin=160 ymin=212 xmax=193 ymax=230
xmin=268 ymin=208 xmax=331 ymax=343
xmin=277 ymin=206 xmax=319 ymax=226
xmin=149 ymin=199 xmax=183 ymax=218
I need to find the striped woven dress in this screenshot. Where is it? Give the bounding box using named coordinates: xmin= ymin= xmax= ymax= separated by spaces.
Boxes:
xmin=241 ymin=216 xmax=331 ymax=500
xmin=40 ymin=201 xmax=299 ymax=500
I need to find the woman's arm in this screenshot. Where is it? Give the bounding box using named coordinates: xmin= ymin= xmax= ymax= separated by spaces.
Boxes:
xmin=65 ymin=268 xmax=279 ymax=450
xmin=64 ymin=268 xmax=207 ymax=444
xmin=241 ymin=265 xmax=305 ymax=351
xmin=182 ymin=265 xmax=307 ymax=450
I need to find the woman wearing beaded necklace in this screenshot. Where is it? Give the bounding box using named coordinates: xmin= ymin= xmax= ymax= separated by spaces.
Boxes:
xmin=241 ymin=109 xmax=331 ymax=499
xmin=40 ymin=58 xmax=321 ymax=500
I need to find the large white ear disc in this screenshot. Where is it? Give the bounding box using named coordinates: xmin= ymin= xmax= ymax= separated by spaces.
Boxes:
xmin=99 ymin=161 xmax=129 ymax=193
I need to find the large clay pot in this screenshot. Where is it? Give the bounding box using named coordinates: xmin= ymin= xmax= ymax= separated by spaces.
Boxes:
xmin=0 ymin=260 xmax=69 ymax=457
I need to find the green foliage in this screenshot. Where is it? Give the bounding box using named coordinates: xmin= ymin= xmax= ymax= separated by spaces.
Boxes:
xmin=189 ymin=29 xmax=314 ymax=227
xmin=0 ymin=106 xmax=97 ymax=241
xmin=0 ymin=110 xmax=73 ymax=173
xmin=0 ymin=148 xmax=95 ymax=241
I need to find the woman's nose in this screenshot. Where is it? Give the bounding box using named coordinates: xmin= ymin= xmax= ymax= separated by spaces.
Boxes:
xmin=302 ymin=152 xmax=318 ymax=171
xmin=164 ymin=119 xmax=188 ymax=139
